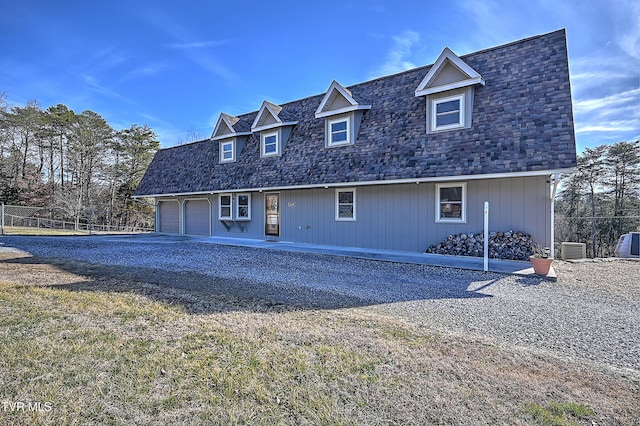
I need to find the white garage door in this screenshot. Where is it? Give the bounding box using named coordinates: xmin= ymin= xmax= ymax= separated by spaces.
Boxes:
xmin=158 ymin=200 xmax=179 ymax=234
xmin=184 ymin=199 xmax=210 ymax=236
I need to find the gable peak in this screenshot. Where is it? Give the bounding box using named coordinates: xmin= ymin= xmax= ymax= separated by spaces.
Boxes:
xmin=251 ymin=100 xmax=298 ymax=132
xmin=212 ymin=113 xmax=237 ymax=139
xmin=220 ymin=112 xmax=239 ymax=127
xmin=212 ymin=112 xmax=251 ymax=140
xmin=315 ymin=80 xmax=371 ymax=118
xmin=415 ymin=47 xmax=485 ymax=97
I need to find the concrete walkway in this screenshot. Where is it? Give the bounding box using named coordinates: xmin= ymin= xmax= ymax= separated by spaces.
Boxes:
xmin=197 ymin=235 xmax=557 ymax=281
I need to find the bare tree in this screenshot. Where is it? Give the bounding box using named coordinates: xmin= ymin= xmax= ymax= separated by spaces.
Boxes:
xmin=557 ymin=141 xmax=640 ymax=257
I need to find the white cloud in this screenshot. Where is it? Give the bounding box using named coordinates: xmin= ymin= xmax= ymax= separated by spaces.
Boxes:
xmin=577 ymin=123 xmax=638 ymax=133
xmin=573 ymin=88 xmax=640 ymax=114
xmin=89 ymin=47 xmax=129 ymax=73
xmin=165 ymin=40 xmax=228 ymax=49
xmin=369 ymin=30 xmax=421 ymax=78
xmin=610 ymin=0 xmax=640 ymax=60
xmin=119 ymin=63 xmax=169 ymax=83
xmin=82 ymin=75 xmax=133 ymax=104
xmin=144 ymin=11 xmax=240 ymax=85
xmin=573 ymin=87 xmax=639 ymax=145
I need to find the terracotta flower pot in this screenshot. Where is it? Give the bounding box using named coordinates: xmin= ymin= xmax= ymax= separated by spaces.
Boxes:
xmin=530 ymin=256 xmax=552 ymax=275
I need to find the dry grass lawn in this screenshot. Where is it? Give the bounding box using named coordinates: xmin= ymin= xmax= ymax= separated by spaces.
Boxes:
xmin=0 ymin=250 xmax=638 ymax=425
xmin=1 ymin=226 xmax=89 ymax=236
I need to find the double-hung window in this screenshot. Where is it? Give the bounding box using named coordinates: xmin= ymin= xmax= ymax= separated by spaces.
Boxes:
xmin=335 ymin=188 xmax=356 ymax=221
xmin=262 ymin=132 xmax=278 ymax=156
xmin=436 ymin=183 xmax=466 ymax=222
xmin=236 ymin=194 xmax=251 ymax=220
xmin=432 ymin=94 xmax=464 ymax=131
xmin=219 ymin=194 xmax=232 ymax=220
xmin=220 ymin=141 xmax=234 ymax=162
xmin=328 ymin=117 xmax=350 ymax=146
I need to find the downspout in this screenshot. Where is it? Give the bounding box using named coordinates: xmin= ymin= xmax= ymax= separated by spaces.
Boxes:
xmin=549 ymin=173 xmax=560 ymax=258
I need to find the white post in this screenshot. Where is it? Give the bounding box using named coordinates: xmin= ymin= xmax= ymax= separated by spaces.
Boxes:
xmin=1 ymin=203 xmax=4 ymax=235
xmin=549 ymin=173 xmax=560 ymax=259
xmin=484 ymin=201 xmax=489 ymax=272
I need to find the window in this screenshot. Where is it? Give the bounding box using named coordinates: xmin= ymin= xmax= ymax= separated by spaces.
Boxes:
xmin=236 ymin=193 xmax=251 ymax=220
xmin=219 ymin=194 xmax=232 ymax=220
xmin=436 ymin=183 xmax=466 ymax=223
xmin=328 ymin=117 xmax=350 ymax=146
xmin=262 ymin=132 xmax=279 ymax=156
xmin=220 ymin=140 xmax=234 ymax=162
xmin=335 ymin=188 xmax=356 ymax=221
xmin=432 ymin=94 xmax=464 ymax=131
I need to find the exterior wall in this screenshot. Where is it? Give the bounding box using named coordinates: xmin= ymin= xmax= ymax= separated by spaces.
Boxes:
xmin=279 ymin=176 xmax=550 ymax=251
xmin=211 ymin=192 xmax=266 ymax=239
xmin=156 ymin=175 xmax=552 ymax=252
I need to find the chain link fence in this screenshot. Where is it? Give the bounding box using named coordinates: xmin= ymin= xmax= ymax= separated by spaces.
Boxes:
xmin=555 ymin=214 xmax=640 ymax=258
xmin=1 ymin=203 xmax=154 ymax=235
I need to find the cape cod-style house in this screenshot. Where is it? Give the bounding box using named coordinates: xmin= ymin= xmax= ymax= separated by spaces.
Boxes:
xmin=134 ymin=29 xmax=577 ymax=255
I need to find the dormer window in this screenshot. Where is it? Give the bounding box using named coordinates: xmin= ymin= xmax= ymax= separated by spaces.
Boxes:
xmin=251 ymin=101 xmax=297 ymax=158
xmin=415 ymin=47 xmax=484 ymax=134
xmin=316 ymin=81 xmax=370 ymax=148
xmin=212 ymin=113 xmax=250 ymax=164
xmin=220 ymin=140 xmax=235 ymax=162
xmin=433 ymin=94 xmax=464 ymax=131
xmin=262 ymin=132 xmax=279 ymax=156
xmin=328 ymin=117 xmax=350 ymax=146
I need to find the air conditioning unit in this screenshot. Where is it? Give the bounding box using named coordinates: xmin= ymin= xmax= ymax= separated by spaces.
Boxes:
xmin=561 ymin=242 xmax=586 ymax=260
xmin=614 ymin=232 xmax=640 ymax=258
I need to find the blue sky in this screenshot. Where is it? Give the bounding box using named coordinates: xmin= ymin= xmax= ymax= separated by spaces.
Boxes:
xmin=1 ymin=0 xmax=638 ymax=152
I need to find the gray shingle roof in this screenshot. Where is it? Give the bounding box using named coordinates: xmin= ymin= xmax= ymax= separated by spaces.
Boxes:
xmin=135 ymin=29 xmax=576 ymax=197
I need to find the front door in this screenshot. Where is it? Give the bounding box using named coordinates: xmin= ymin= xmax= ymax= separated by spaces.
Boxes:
xmin=265 ymin=192 xmax=280 ymax=237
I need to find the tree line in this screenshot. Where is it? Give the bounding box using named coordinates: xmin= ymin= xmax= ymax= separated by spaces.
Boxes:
xmin=556 ymin=140 xmax=640 ymax=258
xmin=0 ymin=93 xmax=159 ymax=230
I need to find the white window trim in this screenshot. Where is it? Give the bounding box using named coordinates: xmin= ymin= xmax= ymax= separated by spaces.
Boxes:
xmin=435 ymin=182 xmax=467 ymax=223
xmin=219 ymin=193 xmax=233 ymax=220
xmin=220 ymin=140 xmax=235 ymax=163
xmin=235 ymin=193 xmax=251 ymax=221
xmin=261 ymin=131 xmax=279 ymax=157
xmin=327 ymin=116 xmax=351 ymax=146
xmin=335 ymin=188 xmax=356 ymax=221
xmin=432 ymin=94 xmax=465 ymax=131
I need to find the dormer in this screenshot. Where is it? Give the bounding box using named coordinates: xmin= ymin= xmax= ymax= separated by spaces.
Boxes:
xmin=415 ymin=48 xmax=485 ymax=133
xmin=212 ymin=113 xmax=251 ymax=163
xmin=251 ymin=101 xmax=297 ymax=158
xmin=315 ymin=80 xmax=371 ymax=148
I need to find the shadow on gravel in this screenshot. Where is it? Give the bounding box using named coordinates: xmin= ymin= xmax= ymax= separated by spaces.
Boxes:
xmin=513 ymin=276 xmax=546 ymax=286
xmin=0 ymin=254 xmax=494 ymax=314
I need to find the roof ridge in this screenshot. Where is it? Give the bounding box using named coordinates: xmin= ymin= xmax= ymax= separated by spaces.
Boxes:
xmin=228 ymin=29 xmax=566 ymax=122
xmin=136 ymin=28 xmax=576 ymax=197
xmin=158 ymin=138 xmax=211 ymax=151
xmin=350 ymin=29 xmax=567 ymax=89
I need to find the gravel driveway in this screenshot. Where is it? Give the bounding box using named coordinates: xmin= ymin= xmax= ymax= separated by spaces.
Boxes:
xmin=1 ymin=234 xmax=638 ymax=375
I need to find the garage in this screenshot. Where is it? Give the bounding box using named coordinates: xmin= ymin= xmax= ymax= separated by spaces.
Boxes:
xmin=184 ymin=199 xmax=211 ymax=236
xmin=158 ymin=200 xmax=180 ymax=233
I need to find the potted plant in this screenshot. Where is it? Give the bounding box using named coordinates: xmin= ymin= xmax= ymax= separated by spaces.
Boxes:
xmin=530 ymin=245 xmax=552 ymax=275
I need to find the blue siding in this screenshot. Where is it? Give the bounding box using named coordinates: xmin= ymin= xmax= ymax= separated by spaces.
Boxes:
xmin=160 ymin=176 xmax=551 ymax=252
xmin=210 ymin=193 xmax=265 ymax=240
